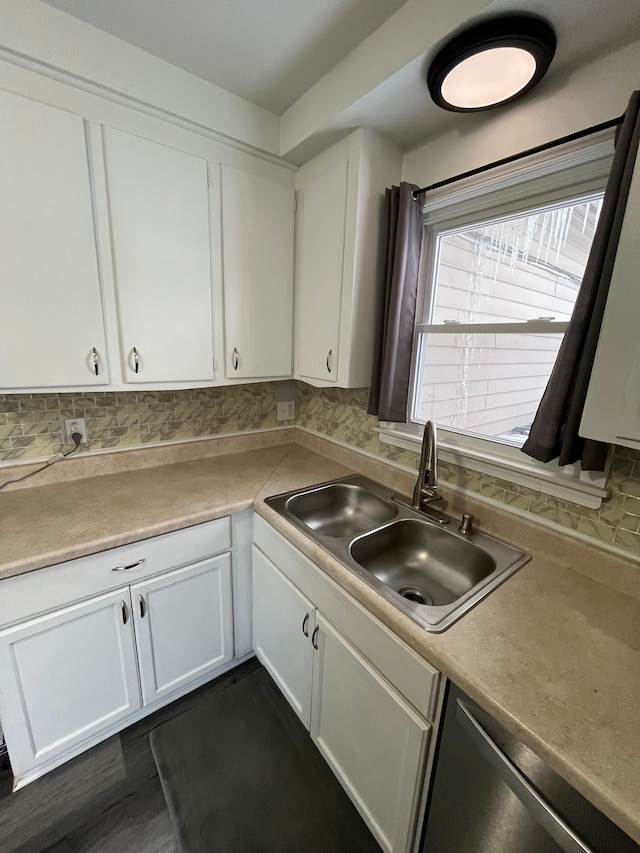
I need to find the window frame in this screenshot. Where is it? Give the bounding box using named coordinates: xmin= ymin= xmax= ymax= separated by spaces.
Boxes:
xmin=379 ymin=130 xmax=616 ymax=508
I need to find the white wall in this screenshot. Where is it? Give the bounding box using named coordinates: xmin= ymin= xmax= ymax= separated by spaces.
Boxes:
xmin=402 ymin=39 xmax=640 ymax=186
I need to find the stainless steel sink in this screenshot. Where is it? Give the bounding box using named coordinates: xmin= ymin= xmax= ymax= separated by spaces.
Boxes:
xmin=266 ymin=475 xmax=530 ymax=632
xmin=350 ymin=518 xmax=495 ymax=606
xmin=285 ymin=482 xmax=397 ymax=538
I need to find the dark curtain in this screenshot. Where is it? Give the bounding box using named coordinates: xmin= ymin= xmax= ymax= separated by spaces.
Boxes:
xmin=368 ymin=182 xmax=422 ymax=421
xmin=522 ymin=91 xmax=640 ymax=471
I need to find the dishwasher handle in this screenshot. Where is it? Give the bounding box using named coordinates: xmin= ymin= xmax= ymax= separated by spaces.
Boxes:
xmin=456 ymin=700 xmax=596 ymax=853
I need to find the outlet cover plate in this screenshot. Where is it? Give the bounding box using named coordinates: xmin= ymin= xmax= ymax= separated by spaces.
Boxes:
xmin=277 ymin=401 xmax=295 ymax=421
xmin=62 ymin=418 xmax=88 ymax=445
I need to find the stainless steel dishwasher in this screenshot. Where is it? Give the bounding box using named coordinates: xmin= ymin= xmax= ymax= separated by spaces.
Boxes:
xmin=421 ymin=682 xmax=639 ymax=853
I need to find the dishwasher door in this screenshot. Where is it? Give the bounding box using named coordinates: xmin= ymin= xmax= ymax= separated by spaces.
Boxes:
xmin=421 ymin=683 xmax=639 ymax=853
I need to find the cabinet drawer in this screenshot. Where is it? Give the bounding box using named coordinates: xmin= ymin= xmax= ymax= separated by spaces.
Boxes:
xmin=254 ymin=515 xmax=439 ymax=721
xmin=0 ymin=518 xmax=231 ymax=627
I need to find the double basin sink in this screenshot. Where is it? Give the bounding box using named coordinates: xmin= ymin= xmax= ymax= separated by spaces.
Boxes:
xmin=266 ymin=475 xmax=530 ymax=632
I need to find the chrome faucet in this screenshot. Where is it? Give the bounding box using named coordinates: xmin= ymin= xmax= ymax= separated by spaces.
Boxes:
xmin=412 ymin=420 xmax=442 ymax=511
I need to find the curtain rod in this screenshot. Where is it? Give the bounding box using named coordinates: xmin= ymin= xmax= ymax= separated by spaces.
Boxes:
xmin=411 ymin=115 xmax=624 ymax=199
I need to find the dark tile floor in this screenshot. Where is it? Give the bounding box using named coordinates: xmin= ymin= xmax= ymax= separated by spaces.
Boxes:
xmin=0 ymin=659 xmax=262 ymax=853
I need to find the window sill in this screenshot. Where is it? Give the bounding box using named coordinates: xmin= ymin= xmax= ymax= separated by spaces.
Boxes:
xmin=377 ymin=424 xmax=609 ymax=509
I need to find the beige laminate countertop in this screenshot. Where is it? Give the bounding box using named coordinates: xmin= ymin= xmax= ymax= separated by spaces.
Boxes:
xmin=1 ymin=439 xmax=639 ymax=844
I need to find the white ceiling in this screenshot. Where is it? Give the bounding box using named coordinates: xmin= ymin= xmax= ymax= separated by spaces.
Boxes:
xmin=40 ymin=0 xmax=409 ymax=114
xmin=329 ymin=0 xmax=640 ymax=151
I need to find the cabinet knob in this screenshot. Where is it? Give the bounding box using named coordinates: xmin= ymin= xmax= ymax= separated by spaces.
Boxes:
xmin=311 ymin=625 xmax=319 ymax=650
xmin=302 ymin=613 xmax=310 ymax=638
xmin=326 ymin=349 xmax=332 ymax=373
xmin=131 ymin=347 xmax=141 ymax=374
xmin=120 ymin=600 xmax=129 ymax=625
xmin=138 ymin=594 xmax=146 ymax=619
xmin=232 ymin=347 xmax=240 ymax=370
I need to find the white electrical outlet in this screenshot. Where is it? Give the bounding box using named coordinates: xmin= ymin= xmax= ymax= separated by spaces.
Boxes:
xmin=62 ymin=418 xmax=88 ymax=445
xmin=277 ymin=401 xmax=295 ymax=421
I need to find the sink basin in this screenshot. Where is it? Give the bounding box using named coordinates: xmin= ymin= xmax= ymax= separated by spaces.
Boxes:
xmin=266 ymin=474 xmax=530 ymax=632
xmin=350 ymin=519 xmax=495 ymax=606
xmin=285 ymin=482 xmax=397 ymax=538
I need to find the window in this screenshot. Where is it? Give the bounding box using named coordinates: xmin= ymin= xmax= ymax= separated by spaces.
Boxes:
xmin=380 ymin=131 xmax=616 ymax=507
xmin=412 ymin=193 xmax=603 ymax=442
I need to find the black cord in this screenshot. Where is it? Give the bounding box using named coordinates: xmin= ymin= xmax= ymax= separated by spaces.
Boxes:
xmin=0 ymin=441 xmax=80 ymax=492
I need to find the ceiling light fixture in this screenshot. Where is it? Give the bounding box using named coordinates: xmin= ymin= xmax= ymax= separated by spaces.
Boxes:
xmin=427 ymin=15 xmax=556 ymax=112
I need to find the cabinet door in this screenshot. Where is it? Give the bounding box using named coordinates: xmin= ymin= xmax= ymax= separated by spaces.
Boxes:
xmin=311 ymin=615 xmax=430 ymax=853
xmin=103 ymin=127 xmax=214 ymax=383
xmin=295 ymin=157 xmax=348 ymax=383
xmin=132 ymin=556 xmax=233 ymax=705
xmin=221 ymin=165 xmax=294 ymax=379
xmin=0 ymin=590 xmax=140 ymax=779
xmin=0 ymin=90 xmax=109 ymax=389
xmin=252 ymin=546 xmax=315 ymax=728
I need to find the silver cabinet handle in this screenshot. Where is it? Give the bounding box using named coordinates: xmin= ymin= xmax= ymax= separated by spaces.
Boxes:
xmin=91 ymin=347 xmax=100 ymax=376
xmin=326 ymin=349 xmax=332 ymax=373
xmin=120 ymin=600 xmax=129 ymax=625
xmin=132 ymin=347 xmax=140 ymax=374
xmin=138 ymin=594 xmax=146 ymax=619
xmin=302 ymin=613 xmax=310 ymax=638
xmin=112 ymin=558 xmax=146 ymax=573
xmin=232 ymin=347 xmax=239 ymax=370
xmin=456 ymin=701 xmax=595 ymax=853
xmin=311 ymin=625 xmax=319 ymax=650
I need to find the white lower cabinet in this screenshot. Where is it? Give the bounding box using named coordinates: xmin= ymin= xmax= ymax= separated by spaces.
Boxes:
xmin=311 ymin=614 xmax=430 ymax=853
xmin=253 ymin=547 xmax=315 ymax=727
xmin=0 ymin=518 xmax=240 ymax=787
xmin=252 ymin=519 xmax=438 ymax=853
xmin=132 ymin=556 xmax=234 ymax=704
xmin=0 ymin=590 xmax=141 ymax=774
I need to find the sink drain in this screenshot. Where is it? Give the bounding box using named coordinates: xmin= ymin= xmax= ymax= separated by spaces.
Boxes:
xmin=398 ymin=586 xmax=433 ymax=606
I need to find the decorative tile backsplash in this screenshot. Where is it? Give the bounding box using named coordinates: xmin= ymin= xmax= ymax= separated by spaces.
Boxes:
xmin=296 ymin=383 xmax=640 ymax=558
xmin=0 ymin=384 xmax=284 ymax=462
xmin=3 ymin=381 xmax=640 ymax=559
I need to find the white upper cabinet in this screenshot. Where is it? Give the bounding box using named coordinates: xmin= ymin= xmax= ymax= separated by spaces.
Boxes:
xmin=102 ymin=127 xmax=215 ymax=384
xmin=0 ymin=90 xmax=109 ymax=390
xmin=581 ymin=143 xmax=640 ymax=449
xmin=295 ymin=157 xmax=348 ymax=384
xmin=220 ymin=165 xmax=294 ymax=379
xmin=294 ymin=129 xmax=402 ymax=388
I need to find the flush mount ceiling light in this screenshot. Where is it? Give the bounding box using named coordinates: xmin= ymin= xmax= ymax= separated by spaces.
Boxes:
xmin=427 ymin=15 xmax=556 ymax=112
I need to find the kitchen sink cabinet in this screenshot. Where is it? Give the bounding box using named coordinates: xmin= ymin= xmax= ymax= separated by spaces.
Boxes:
xmin=253 ymin=547 xmax=315 ymax=726
xmin=0 ymin=89 xmax=110 ymax=391
xmin=220 ymin=164 xmax=294 ymax=380
xmin=102 ymin=127 xmax=215 ymax=384
xmin=0 ymin=518 xmax=241 ymax=788
xmin=252 ymin=515 xmax=438 ymax=853
xmin=311 ymin=614 xmax=430 ymax=853
xmin=294 ymin=129 xmax=402 ymax=388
